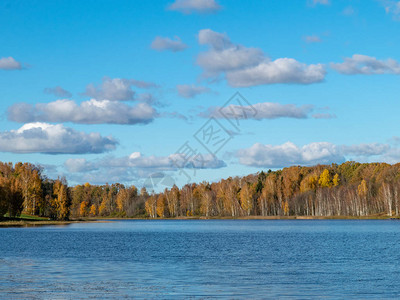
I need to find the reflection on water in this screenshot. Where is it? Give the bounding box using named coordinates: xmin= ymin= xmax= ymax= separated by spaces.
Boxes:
xmin=1 ymin=220 xmax=400 ymax=299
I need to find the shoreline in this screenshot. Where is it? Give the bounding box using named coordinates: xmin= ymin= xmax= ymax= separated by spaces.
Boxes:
xmin=0 ymin=219 xmax=111 ymax=227
xmin=101 ymin=215 xmax=397 ymax=220
xmin=1 ymin=215 xmax=398 ymax=227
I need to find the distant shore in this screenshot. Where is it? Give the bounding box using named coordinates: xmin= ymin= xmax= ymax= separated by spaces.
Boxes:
xmin=103 ymin=215 xmax=398 ymax=220
xmin=0 ymin=216 xmax=110 ymax=227
xmin=1 ymin=214 xmax=398 ymax=227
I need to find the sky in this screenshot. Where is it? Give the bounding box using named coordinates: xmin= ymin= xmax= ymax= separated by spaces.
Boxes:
xmin=1 ymin=0 xmax=400 ymax=191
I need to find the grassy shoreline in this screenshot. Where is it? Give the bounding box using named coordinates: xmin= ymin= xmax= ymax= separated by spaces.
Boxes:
xmin=1 ymin=214 xmax=398 ymax=227
xmin=100 ymin=214 xmax=397 ymax=220
xmin=0 ymin=215 xmax=111 ymax=227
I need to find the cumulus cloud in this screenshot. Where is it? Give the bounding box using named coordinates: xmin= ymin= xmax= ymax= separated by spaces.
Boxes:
xmin=331 ymin=54 xmax=400 ymax=75
xmin=381 ymin=149 xmax=400 ymax=164
xmin=341 ymin=143 xmax=390 ymax=156
xmin=65 ymin=152 xmax=225 ymax=173
xmin=151 ymin=36 xmax=188 ymax=52
xmin=64 ymin=158 xmax=98 ymax=173
xmin=64 ymin=151 xmax=226 ymax=185
xmin=130 ymin=152 xmax=226 ymax=169
xmin=197 ymin=29 xmax=326 ymax=87
xmin=389 ymin=136 xmax=400 ymax=145
xmin=8 ymin=99 xmax=156 ymax=125
xmin=84 ymin=77 xmax=157 ymax=101
xmin=343 ymin=143 xmax=398 ymax=163
xmin=0 ymin=123 xmax=117 ymax=154
xmin=197 ymin=29 xmax=264 ymax=77
xmin=66 ymin=166 xmax=139 ymax=185
xmin=237 ymin=142 xmax=344 ymax=168
xmin=44 ymin=86 xmax=72 ymax=98
xmin=304 ymin=35 xmax=322 ymax=43
xmin=237 ymin=141 xmax=397 ymax=168
xmin=177 ymin=84 xmax=211 ymax=98
xmin=167 ymin=0 xmax=222 ymax=14
xmin=0 ymin=57 xmax=22 ymax=70
xmin=226 ymin=59 xmax=326 ymax=87
xmin=381 ymin=0 xmax=400 ymax=21
xmin=201 ymin=102 xmax=314 ymax=120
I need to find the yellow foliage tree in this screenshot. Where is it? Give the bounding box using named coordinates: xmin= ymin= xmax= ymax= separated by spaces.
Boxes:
xmin=54 ymin=182 xmax=69 ymax=220
xmin=239 ymin=183 xmax=253 ymax=216
xmin=15 ymin=163 xmax=43 ymax=215
xmin=80 ymin=201 xmax=88 ymax=217
xmin=156 ymin=194 xmax=167 ymax=217
xmin=99 ymin=198 xmax=108 ymax=216
xmin=300 ymin=173 xmax=319 ymax=193
xmin=358 ymin=179 xmax=368 ymax=197
xmin=116 ymin=188 xmax=127 ymax=213
xmin=51 ymin=179 xmax=71 ymax=220
xmin=89 ymin=204 xmax=97 ymax=216
xmin=145 ymin=195 xmax=157 ymax=218
xmin=319 ymin=169 xmax=332 ymax=188
xmin=333 ymin=174 xmax=340 ymax=187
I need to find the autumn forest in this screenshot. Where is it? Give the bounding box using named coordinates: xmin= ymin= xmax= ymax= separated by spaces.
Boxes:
xmin=1 ymin=161 xmax=400 ymax=220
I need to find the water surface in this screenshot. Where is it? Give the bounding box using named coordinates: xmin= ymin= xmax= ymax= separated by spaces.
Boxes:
xmin=1 ymin=220 xmax=400 ymax=299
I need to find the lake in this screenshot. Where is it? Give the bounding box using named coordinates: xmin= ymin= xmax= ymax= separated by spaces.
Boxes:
xmin=1 ymin=220 xmax=400 ymax=299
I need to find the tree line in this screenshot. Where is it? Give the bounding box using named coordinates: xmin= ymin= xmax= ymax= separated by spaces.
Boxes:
xmin=0 ymin=162 xmax=147 ymax=220
xmin=1 ymin=161 xmax=400 ymax=220
xmin=0 ymin=162 xmax=70 ymax=220
xmin=145 ymin=161 xmax=400 ymax=218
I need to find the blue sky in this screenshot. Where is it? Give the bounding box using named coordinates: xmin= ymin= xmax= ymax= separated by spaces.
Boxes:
xmin=1 ymin=0 xmax=400 ymax=190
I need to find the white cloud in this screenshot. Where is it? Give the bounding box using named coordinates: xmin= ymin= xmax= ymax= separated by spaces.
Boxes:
xmin=65 ymin=152 xmax=225 ymax=173
xmin=64 ymin=152 xmax=226 ymax=186
xmin=341 ymin=143 xmax=390 ymax=156
xmin=304 ymin=35 xmax=322 ymax=43
xmin=226 ymin=59 xmax=326 ymax=87
xmin=44 ymin=86 xmax=72 ymax=98
xmin=389 ymin=136 xmax=400 ymax=145
xmin=331 ymin=54 xmax=400 ymax=75
xmin=8 ymin=99 xmax=156 ymax=125
xmin=66 ymin=166 xmax=139 ymax=186
xmin=0 ymin=123 xmax=117 ymax=154
xmin=381 ymin=148 xmax=400 ymax=164
xmin=197 ymin=29 xmax=264 ymax=77
xmin=343 ymin=143 xmax=398 ymax=163
xmin=167 ymin=0 xmax=222 ymax=14
xmin=237 ymin=142 xmax=344 ymax=168
xmin=381 ymin=0 xmax=400 ymax=21
xmin=64 ymin=158 xmax=98 ymax=173
xmin=0 ymin=57 xmax=22 ymax=70
xmin=128 ymin=152 xmax=173 ymax=169
xmin=84 ymin=77 xmax=157 ymax=101
xmin=177 ymin=84 xmax=211 ymax=98
xmin=237 ymin=141 xmax=398 ymax=168
xmin=197 ymin=29 xmax=326 ymax=87
xmin=198 ymin=29 xmax=233 ymax=50
xmin=151 ymin=36 xmax=188 ymax=52
xmin=169 ymin=153 xmax=226 ymax=169
xmin=201 ymin=102 xmax=314 ymax=120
